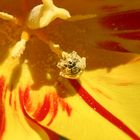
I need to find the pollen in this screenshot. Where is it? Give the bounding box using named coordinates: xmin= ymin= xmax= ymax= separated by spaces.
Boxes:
xmin=21 ymin=31 xmax=29 ymax=41
xmin=57 ymin=51 xmax=86 ymax=79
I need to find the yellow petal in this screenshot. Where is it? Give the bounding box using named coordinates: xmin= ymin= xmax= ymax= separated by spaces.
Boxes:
xmin=20 ymin=48 xmax=140 ymax=140
xmin=0 ymin=0 xmax=140 ymax=140
xmin=0 ymin=19 xmax=59 ymax=140
xmin=0 ymin=77 xmax=50 ymax=140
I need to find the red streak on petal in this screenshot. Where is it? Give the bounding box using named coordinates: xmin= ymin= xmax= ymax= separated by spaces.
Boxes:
xmin=23 ymin=87 xmax=30 ymax=105
xmin=69 ymin=79 xmax=140 ymax=140
xmin=114 ymin=31 xmax=140 ymax=40
xmin=33 ymin=95 xmax=50 ymax=121
xmin=23 ymin=87 xmax=32 ymax=112
xmin=47 ymin=94 xmax=58 ymax=126
xmin=19 ymin=89 xmax=60 ymax=140
xmin=100 ymin=10 xmax=140 ymax=30
xmin=59 ymin=98 xmax=72 ymax=116
xmin=46 ymin=94 xmax=72 ymax=125
xmin=20 ymin=87 xmax=72 ymax=125
xmin=97 ymin=41 xmax=129 ymax=52
xmin=0 ymin=77 xmax=5 ymax=139
xmin=65 ymin=103 xmax=72 ymax=116
xmin=32 ymin=93 xmax=71 ymax=125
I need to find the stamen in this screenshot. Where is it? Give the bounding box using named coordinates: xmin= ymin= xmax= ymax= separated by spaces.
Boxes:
xmin=11 ymin=31 xmax=29 ymax=58
xmin=0 ymin=12 xmax=17 ymax=23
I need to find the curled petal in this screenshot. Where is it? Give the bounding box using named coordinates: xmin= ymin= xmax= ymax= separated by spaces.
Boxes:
xmin=0 ymin=77 xmax=51 ymax=140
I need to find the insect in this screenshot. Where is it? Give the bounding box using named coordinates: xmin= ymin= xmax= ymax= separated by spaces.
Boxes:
xmin=57 ymin=51 xmax=86 ymax=79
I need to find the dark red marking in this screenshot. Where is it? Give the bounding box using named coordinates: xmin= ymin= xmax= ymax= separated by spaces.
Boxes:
xmin=69 ymin=79 xmax=140 ymax=140
xmin=23 ymin=87 xmax=30 ymax=105
xmin=0 ymin=77 xmax=5 ymax=139
xmin=47 ymin=94 xmax=58 ymax=126
xmin=100 ymin=9 xmax=140 ymax=30
xmin=97 ymin=41 xmax=129 ymax=52
xmin=33 ymin=95 xmax=50 ymax=121
xmin=20 ymin=87 xmax=72 ymax=125
xmin=19 ymin=88 xmax=60 ymax=140
xmin=45 ymin=129 xmax=60 ymax=140
xmin=59 ymin=98 xmax=72 ymax=116
xmin=114 ymin=31 xmax=140 ymax=40
xmin=22 ymin=87 xmax=32 ymax=112
xmin=65 ymin=103 xmax=72 ymax=116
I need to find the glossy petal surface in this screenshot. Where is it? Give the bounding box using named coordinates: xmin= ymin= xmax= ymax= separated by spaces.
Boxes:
xmin=0 ymin=0 xmax=140 ymax=140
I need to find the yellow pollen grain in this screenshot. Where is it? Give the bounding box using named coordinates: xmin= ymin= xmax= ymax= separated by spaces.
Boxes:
xmin=21 ymin=31 xmax=29 ymax=41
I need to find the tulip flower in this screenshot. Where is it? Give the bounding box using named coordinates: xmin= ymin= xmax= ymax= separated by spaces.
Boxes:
xmin=0 ymin=0 xmax=140 ymax=140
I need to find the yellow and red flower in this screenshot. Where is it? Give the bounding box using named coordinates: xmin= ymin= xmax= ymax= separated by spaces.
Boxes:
xmin=0 ymin=0 xmax=140 ymax=140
